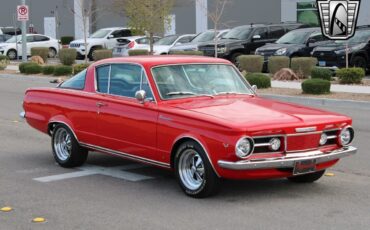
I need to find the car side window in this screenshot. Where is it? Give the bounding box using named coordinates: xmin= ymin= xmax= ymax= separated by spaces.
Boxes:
xmin=136 ymin=37 xmax=149 ymax=44
xmin=59 ymin=70 xmax=87 ymax=90
xmin=309 ymin=33 xmax=326 ymax=42
xmin=177 ymin=36 xmax=193 ymax=44
xmin=111 ymin=29 xmax=132 ymax=38
xmin=253 ymin=28 xmax=268 ymax=39
xmin=269 ymin=26 xmax=285 ymax=39
xmin=26 ymin=36 xmax=34 ymax=42
xmin=34 ymin=35 xmax=50 ymax=42
xmin=96 ymin=65 xmax=110 ymax=93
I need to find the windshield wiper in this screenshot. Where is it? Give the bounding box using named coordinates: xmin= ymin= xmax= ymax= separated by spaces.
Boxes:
xmin=214 ymin=92 xmax=253 ymax=96
xmin=166 ymin=92 xmax=196 ymax=96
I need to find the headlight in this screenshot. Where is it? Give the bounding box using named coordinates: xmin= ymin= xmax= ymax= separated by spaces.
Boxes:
xmin=269 ymin=138 xmax=281 ymax=151
xmin=235 ymin=137 xmax=254 ymax=158
xmin=334 ymin=49 xmax=347 ymax=55
xmin=319 ymin=133 xmax=328 ymax=146
xmin=217 ymin=47 xmax=227 ymax=53
xmin=339 ymin=126 xmax=354 ymax=146
xmin=275 ymin=48 xmax=287 ymax=55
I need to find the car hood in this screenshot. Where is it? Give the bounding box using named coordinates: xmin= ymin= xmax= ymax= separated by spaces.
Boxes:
xmin=168 ymin=96 xmax=349 ymax=131
xmin=258 ymin=43 xmax=304 ymax=51
xmin=170 ymin=43 xmax=198 ymax=51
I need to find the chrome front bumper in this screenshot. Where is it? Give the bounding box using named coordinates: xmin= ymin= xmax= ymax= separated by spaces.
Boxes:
xmin=218 ymin=146 xmax=357 ymax=170
xmin=19 ymin=111 xmax=26 ymax=119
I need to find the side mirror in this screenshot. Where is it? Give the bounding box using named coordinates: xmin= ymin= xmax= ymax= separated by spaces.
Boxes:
xmin=251 ymin=85 xmax=258 ymax=93
xmin=307 ymin=38 xmax=317 ymax=46
xmin=252 ymin=35 xmax=261 ymax=40
xmin=135 ymin=90 xmax=146 ymax=104
xmin=107 ymin=35 xmax=114 ymax=39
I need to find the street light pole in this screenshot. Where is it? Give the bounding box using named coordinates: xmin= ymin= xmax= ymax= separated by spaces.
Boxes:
xmin=21 ymin=0 xmax=27 ymax=62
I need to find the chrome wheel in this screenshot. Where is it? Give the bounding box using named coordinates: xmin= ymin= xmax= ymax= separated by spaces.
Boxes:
xmin=7 ymin=50 xmax=17 ymax=60
xmin=178 ymin=149 xmax=205 ymax=190
xmin=48 ymin=48 xmax=56 ymax=58
xmin=53 ymin=127 xmax=72 ymax=161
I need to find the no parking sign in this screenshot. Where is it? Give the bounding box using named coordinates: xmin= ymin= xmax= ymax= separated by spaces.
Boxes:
xmin=17 ymin=5 xmax=29 ymax=21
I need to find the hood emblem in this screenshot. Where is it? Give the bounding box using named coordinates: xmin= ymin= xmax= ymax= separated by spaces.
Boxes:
xmin=295 ymin=127 xmax=317 ymax=133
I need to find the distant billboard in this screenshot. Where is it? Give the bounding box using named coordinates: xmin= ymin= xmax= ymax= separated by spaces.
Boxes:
xmin=297 ymin=1 xmax=320 ymax=26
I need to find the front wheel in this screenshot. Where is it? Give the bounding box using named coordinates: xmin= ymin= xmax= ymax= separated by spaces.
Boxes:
xmin=7 ymin=49 xmax=17 ymax=60
xmin=52 ymin=124 xmax=88 ymax=168
xmin=287 ymin=170 xmax=325 ymax=183
xmin=174 ymin=141 xmax=220 ymax=198
xmin=48 ymin=47 xmax=57 ymax=58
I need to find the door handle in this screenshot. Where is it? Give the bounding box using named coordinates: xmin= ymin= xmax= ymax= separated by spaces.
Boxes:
xmin=96 ymin=102 xmax=107 ymax=107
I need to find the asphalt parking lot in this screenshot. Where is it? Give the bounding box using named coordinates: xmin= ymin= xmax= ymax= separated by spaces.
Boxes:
xmin=0 ymin=75 xmax=369 ymax=230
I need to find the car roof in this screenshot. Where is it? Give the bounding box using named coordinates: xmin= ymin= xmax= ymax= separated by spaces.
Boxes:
xmin=98 ymin=27 xmax=130 ymax=30
xmin=93 ymin=56 xmax=231 ymax=68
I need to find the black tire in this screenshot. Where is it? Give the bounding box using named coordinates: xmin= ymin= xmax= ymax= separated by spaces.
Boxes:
xmin=287 ymin=170 xmax=325 ymax=183
xmin=88 ymin=47 xmax=98 ymax=61
xmin=7 ymin=49 xmax=17 ymax=60
xmin=174 ymin=140 xmax=220 ymax=198
xmin=48 ymin=47 xmax=57 ymax=58
xmin=352 ymin=56 xmax=367 ymax=72
xmin=51 ymin=124 xmax=88 ymax=168
xmin=230 ymin=52 xmax=242 ymax=69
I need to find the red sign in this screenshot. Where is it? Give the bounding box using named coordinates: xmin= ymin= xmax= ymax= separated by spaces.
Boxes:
xmin=17 ymin=5 xmax=29 ymax=21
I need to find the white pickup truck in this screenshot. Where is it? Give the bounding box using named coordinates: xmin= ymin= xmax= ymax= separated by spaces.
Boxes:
xmin=69 ymin=27 xmax=132 ymax=60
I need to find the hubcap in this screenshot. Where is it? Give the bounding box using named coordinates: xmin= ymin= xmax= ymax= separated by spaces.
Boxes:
xmin=53 ymin=128 xmax=72 ymax=161
xmin=48 ymin=48 xmax=56 ymax=58
xmin=8 ymin=51 xmax=16 ymax=60
xmin=178 ymin=150 xmax=205 ymax=190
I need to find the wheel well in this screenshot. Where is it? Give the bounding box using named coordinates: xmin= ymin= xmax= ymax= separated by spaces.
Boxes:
xmin=47 ymin=122 xmax=58 ymax=136
xmin=7 ymin=49 xmax=17 ymax=54
xmin=170 ymin=137 xmax=200 ymax=169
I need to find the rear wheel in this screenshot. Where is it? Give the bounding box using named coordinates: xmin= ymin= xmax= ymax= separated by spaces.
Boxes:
xmin=51 ymin=124 xmax=88 ymax=168
xmin=174 ymin=141 xmax=220 ymax=198
xmin=287 ymin=170 xmax=325 ymax=183
xmin=7 ymin=49 xmax=17 ymax=60
xmin=48 ymin=47 xmax=57 ymax=58
xmin=88 ymin=47 xmax=98 ymax=61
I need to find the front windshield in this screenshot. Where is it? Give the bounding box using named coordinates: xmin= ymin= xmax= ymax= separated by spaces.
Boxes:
xmin=277 ymin=30 xmax=312 ymax=44
xmin=6 ymin=35 xmax=21 ymax=43
xmin=90 ymin=29 xmax=111 ymax=38
xmin=335 ymin=30 xmax=370 ymax=44
xmin=152 ymin=64 xmax=253 ymax=100
xmin=191 ymin=31 xmax=216 ymax=43
xmin=154 ymin=35 xmax=178 ymax=45
xmin=222 ymin=27 xmax=251 ymax=40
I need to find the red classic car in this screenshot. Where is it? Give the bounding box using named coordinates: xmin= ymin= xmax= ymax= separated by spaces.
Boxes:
xmin=21 ymin=56 xmax=357 ymax=198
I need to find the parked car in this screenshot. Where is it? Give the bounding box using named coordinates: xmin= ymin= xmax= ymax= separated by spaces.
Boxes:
xmin=0 ymin=34 xmax=12 ymax=43
xmin=152 ymin=34 xmax=196 ymax=55
xmin=168 ymin=29 xmax=229 ymax=53
xmin=69 ymin=27 xmax=132 ymax=60
xmin=112 ymin=36 xmax=161 ymax=57
xmin=312 ymin=27 xmax=370 ymax=71
xmin=255 ymin=27 xmax=331 ymax=71
xmin=0 ymin=27 xmax=21 ymax=35
xmin=21 ymin=56 xmax=357 ymax=198
xmin=199 ymin=23 xmax=308 ymax=64
xmin=0 ymin=34 xmax=59 ymax=60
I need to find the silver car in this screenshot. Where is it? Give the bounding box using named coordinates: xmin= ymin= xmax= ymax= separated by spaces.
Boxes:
xmin=113 ymin=36 xmax=161 ymax=57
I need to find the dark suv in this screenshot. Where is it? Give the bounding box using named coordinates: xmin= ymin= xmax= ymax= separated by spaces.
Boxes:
xmin=256 ymin=27 xmax=331 ymax=71
xmin=312 ymin=27 xmax=370 ymax=71
xmin=198 ymin=23 xmax=307 ymax=64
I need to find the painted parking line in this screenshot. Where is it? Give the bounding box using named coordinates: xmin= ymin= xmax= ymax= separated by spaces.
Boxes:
xmin=33 ymin=164 xmax=154 ymax=183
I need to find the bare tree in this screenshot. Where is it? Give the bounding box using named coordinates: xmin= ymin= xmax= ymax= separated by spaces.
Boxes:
xmin=113 ymin=0 xmax=175 ymax=54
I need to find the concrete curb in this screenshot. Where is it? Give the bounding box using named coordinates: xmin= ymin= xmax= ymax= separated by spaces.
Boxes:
xmin=261 ymin=94 xmax=370 ymax=110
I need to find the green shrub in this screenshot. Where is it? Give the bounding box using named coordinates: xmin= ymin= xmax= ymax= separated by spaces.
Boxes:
xmin=336 ymin=67 xmax=365 ymax=84
xmin=59 ymin=48 xmax=77 ymax=66
xmin=31 ymin=47 xmax=49 ymax=63
xmin=291 ymin=57 xmax=318 ymax=78
xmin=73 ymin=63 xmax=90 ymax=74
xmin=24 ymin=64 xmax=42 ymax=74
xmin=128 ymin=49 xmax=149 ymax=56
xmin=268 ymin=56 xmax=290 ymax=74
xmin=54 ymin=65 xmax=73 ymax=76
xmin=42 ymin=65 xmax=55 ymax=75
xmin=94 ymin=49 xmax=113 ymax=61
xmin=19 ymin=62 xmax=39 ymax=73
xmin=60 ymin=36 xmax=74 ymax=45
xmin=0 ymin=55 xmax=10 ymax=70
xmin=244 ymin=73 xmax=271 ymax=89
xmin=170 ymin=51 xmax=204 ymax=56
xmin=238 ymin=55 xmax=264 ymax=73
xmin=311 ymin=67 xmax=333 ymax=81
xmin=302 ymin=79 xmax=331 ymax=94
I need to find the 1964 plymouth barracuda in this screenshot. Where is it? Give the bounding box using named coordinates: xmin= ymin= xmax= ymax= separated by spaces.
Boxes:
xmin=21 ymin=56 xmax=357 ymax=198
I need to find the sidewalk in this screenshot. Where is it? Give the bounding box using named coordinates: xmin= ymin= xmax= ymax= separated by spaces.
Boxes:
xmin=272 ymin=80 xmax=370 ymax=94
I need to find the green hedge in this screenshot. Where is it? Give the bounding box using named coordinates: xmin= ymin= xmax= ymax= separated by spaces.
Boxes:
xmin=42 ymin=65 xmax=55 ymax=75
xmin=128 ymin=49 xmax=149 ymax=56
xmin=268 ymin=56 xmax=290 ymax=74
xmin=73 ymin=63 xmax=90 ymax=74
xmin=0 ymin=55 xmax=10 ymax=70
xmin=54 ymin=65 xmax=73 ymax=76
xmin=291 ymin=57 xmax=318 ymax=78
xmin=59 ymin=48 xmax=77 ymax=66
xmin=31 ymin=47 xmax=49 ymax=63
xmin=244 ymin=73 xmax=271 ymax=89
xmin=336 ymin=67 xmax=365 ymax=84
xmin=61 ymin=36 xmax=74 ymax=45
xmin=302 ymin=79 xmax=331 ymax=94
xmin=19 ymin=62 xmax=39 ymax=73
xmin=238 ymin=55 xmax=264 ymax=73
xmin=170 ymin=51 xmax=203 ymax=56
xmin=24 ymin=64 xmax=42 ymax=74
xmin=311 ymin=67 xmax=332 ymax=81
xmin=94 ymin=49 xmax=113 ymax=61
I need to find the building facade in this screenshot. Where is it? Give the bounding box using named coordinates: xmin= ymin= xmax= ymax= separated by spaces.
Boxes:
xmin=0 ymin=0 xmax=369 ymax=39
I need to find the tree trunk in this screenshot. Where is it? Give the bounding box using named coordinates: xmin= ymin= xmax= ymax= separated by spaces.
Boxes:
xmin=83 ymin=16 xmax=88 ymax=63
xmin=214 ymin=23 xmax=218 ymax=58
xmin=149 ymin=32 xmax=154 ymax=55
